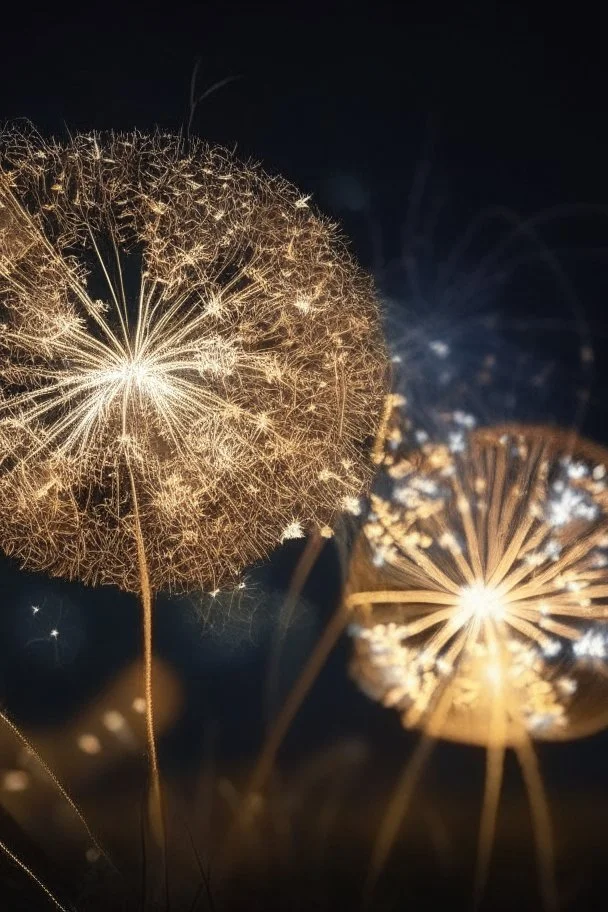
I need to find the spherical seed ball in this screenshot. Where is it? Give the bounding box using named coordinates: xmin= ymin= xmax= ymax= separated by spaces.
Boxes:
xmin=346 ymin=406 xmax=608 ymax=746
xmin=0 ymin=129 xmax=388 ymax=592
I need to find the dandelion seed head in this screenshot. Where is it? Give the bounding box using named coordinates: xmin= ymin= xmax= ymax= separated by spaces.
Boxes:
xmin=0 ymin=129 xmax=387 ymax=592
xmin=346 ymin=401 xmax=608 ymax=746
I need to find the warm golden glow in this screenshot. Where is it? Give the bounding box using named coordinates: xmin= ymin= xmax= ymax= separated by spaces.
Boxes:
xmin=346 ymin=402 xmax=608 ymax=908
xmin=0 ymin=129 xmax=388 ymax=592
xmin=0 ymin=129 xmax=387 ymax=904
xmin=346 ymin=403 xmax=608 ymax=746
xmin=458 ymin=582 xmax=505 ymax=620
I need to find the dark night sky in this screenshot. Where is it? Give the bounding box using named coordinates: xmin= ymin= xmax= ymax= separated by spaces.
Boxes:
xmin=1 ymin=5 xmax=607 ymax=200
xmin=2 ymin=3 xmax=608 ymax=910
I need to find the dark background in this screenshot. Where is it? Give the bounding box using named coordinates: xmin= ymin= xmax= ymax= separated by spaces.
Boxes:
xmin=1 ymin=2 xmax=608 ymax=910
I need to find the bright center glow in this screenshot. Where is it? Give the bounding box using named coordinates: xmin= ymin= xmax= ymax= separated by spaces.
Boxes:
xmin=459 ymin=582 xmax=505 ymax=619
xmin=96 ymin=358 xmax=153 ymax=388
xmin=118 ymin=359 xmax=152 ymax=387
xmin=128 ymin=362 xmax=149 ymax=385
xmin=95 ymin=356 xmax=172 ymax=401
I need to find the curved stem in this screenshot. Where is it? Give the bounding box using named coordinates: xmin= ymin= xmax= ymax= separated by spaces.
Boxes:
xmin=0 ymin=837 xmax=67 ymax=912
xmin=473 ymin=743 xmax=505 ymax=909
xmin=0 ymin=711 xmax=112 ymax=869
xmin=473 ymin=621 xmax=508 ymax=908
xmin=126 ymin=464 xmax=165 ymax=855
xmin=221 ymin=604 xmax=348 ymax=869
xmin=363 ymin=732 xmax=436 ymax=908
xmin=515 ymin=738 xmax=558 ymax=912
xmin=264 ymin=532 xmax=326 ymax=725
xmin=139 ymin=538 xmax=160 ymax=820
xmin=363 ymin=683 xmax=455 ymax=907
xmin=255 ymin=604 xmax=348 ymax=798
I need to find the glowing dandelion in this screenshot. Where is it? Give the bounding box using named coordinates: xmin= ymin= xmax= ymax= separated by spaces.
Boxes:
xmin=0 ymin=128 xmax=387 ymax=874
xmin=0 ymin=128 xmax=386 ymax=590
xmin=345 ymin=401 xmax=608 ymax=908
xmin=347 ymin=413 xmax=608 ymax=743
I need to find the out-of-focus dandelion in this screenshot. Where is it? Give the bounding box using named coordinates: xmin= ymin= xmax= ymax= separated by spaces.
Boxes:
xmin=346 ymin=398 xmax=608 ymax=910
xmin=0 ymin=128 xmax=387 ymax=899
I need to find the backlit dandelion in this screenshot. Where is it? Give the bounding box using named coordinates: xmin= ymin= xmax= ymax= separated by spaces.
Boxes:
xmin=346 ymin=399 xmax=608 ymax=908
xmin=0 ymin=127 xmax=387 ymax=885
